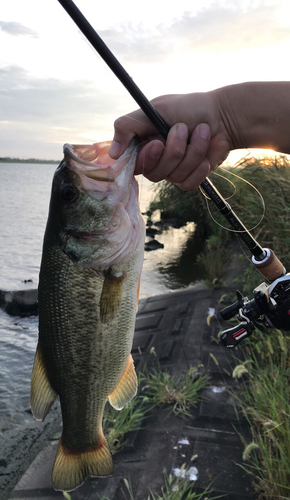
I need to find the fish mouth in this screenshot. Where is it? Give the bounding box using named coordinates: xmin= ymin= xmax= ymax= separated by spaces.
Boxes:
xmin=63 ymin=139 xmax=139 ymax=189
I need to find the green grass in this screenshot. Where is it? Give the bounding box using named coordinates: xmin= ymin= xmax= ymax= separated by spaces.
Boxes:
xmin=196 ymin=232 xmax=230 ymax=287
xmin=148 ymin=471 xmax=223 ymax=500
xmin=103 ymin=394 xmax=147 ymax=454
xmin=122 ymin=470 xmax=225 ymax=500
xmin=141 ymin=364 xmax=210 ymax=418
xmin=233 ymin=330 xmax=290 ymax=499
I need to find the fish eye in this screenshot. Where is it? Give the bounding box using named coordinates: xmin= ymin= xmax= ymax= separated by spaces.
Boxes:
xmin=61 ymin=184 xmax=79 ymax=203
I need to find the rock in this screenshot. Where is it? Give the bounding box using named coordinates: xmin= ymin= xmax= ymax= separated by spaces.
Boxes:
xmin=145 ymin=239 xmax=164 ymax=251
xmin=146 ymin=227 xmax=162 ymax=237
xmin=153 ymin=218 xmax=184 ymax=228
xmin=0 ymin=289 xmax=38 ymax=317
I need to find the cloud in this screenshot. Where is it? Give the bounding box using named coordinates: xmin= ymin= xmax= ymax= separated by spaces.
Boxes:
xmin=0 ymin=65 xmax=123 ymax=122
xmin=96 ymin=25 xmax=169 ymax=64
xmin=0 ymin=65 xmax=132 ymax=158
xmin=0 ymin=20 xmax=38 ymax=37
xmin=96 ymin=2 xmax=289 ymax=63
xmin=168 ymin=3 xmax=288 ymax=53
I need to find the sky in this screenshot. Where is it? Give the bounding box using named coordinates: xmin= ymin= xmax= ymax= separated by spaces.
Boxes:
xmin=0 ymin=0 xmax=290 ymax=160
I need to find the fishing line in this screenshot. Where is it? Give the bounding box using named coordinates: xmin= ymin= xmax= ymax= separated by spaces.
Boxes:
xmin=200 ymin=165 xmax=266 ymax=234
xmin=202 ymin=171 xmax=237 ymax=201
xmin=220 ymin=165 xmax=265 ymax=213
xmin=234 ymin=230 xmax=257 ymax=268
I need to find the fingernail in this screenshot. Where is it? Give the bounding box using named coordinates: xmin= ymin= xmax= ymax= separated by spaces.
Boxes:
xmin=198 ymin=123 xmax=210 ymax=140
xmin=109 ymin=140 xmax=121 ymax=158
xmin=177 ymin=123 xmax=188 ymax=140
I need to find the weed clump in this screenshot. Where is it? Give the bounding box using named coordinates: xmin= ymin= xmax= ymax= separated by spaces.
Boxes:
xmin=103 ymin=395 xmax=147 ymax=454
xmin=141 ymin=362 xmax=210 ymax=418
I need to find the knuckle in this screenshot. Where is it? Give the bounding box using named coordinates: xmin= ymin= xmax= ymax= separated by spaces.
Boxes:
xmin=170 ymin=145 xmax=185 ymax=161
xmin=113 ymin=117 xmax=125 ymax=130
xmin=190 ymin=144 xmax=207 ymax=159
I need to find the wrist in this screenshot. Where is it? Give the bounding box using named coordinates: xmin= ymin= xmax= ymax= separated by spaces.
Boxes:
xmin=212 ymin=84 xmax=251 ymax=150
xmin=212 ymin=82 xmax=290 ymax=154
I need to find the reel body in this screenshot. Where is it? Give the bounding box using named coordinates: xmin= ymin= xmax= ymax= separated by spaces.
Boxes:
xmin=220 ymin=274 xmax=290 ymax=348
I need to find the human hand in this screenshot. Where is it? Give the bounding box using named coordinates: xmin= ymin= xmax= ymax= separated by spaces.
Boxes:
xmin=109 ymin=93 xmax=231 ymax=190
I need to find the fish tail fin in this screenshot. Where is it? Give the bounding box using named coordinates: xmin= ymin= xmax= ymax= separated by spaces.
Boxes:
xmin=52 ymin=435 xmax=113 ymax=492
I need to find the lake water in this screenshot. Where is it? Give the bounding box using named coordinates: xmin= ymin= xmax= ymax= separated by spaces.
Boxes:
xmin=0 ymin=162 xmax=205 ymax=430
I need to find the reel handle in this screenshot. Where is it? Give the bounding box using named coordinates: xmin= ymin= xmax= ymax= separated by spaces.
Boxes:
xmin=220 ymin=318 xmax=255 ymax=348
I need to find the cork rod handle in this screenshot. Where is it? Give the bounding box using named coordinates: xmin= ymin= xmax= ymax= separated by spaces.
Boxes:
xmin=252 ymin=248 xmax=286 ymax=281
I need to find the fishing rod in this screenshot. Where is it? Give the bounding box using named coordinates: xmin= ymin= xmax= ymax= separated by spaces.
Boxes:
xmin=57 ymin=0 xmax=290 ymax=345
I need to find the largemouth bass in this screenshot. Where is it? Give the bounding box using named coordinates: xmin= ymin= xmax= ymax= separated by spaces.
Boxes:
xmin=30 ymin=139 xmax=145 ymax=491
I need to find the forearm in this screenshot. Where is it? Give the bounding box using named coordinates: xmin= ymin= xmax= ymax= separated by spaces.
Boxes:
xmin=213 ymin=82 xmax=290 ymax=154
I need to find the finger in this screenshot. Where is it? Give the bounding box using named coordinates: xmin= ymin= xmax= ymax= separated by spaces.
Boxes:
xmin=109 ymin=111 xmax=159 ymax=159
xmin=134 ymin=140 xmax=165 ymax=175
xmin=142 ymin=123 xmax=189 ymax=182
xmin=165 ymin=123 xmax=211 ymax=184
xmin=176 ymin=158 xmax=211 ymax=191
xmin=206 ymin=135 xmax=230 ymax=170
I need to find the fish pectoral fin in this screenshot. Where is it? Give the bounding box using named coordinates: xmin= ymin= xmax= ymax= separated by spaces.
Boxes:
xmin=108 ymin=354 xmax=138 ymax=410
xmin=52 ymin=435 xmax=113 ymax=492
xmin=99 ymin=269 xmax=124 ymax=323
xmin=30 ymin=343 xmax=57 ymax=421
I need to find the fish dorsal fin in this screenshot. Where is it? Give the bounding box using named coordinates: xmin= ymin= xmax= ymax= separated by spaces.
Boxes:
xmin=108 ymin=354 xmax=137 ymax=410
xmin=30 ymin=343 xmax=57 ymax=421
xmin=100 ymin=269 xmax=124 ymax=323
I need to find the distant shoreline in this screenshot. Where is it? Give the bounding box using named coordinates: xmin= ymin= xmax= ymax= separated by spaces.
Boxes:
xmin=0 ymin=158 xmax=59 ymax=164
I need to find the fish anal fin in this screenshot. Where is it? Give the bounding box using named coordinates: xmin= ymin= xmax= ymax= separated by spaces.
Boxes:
xmin=100 ymin=269 xmax=124 ymax=323
xmin=30 ymin=343 xmax=57 ymax=421
xmin=108 ymin=354 xmax=137 ymax=410
xmin=52 ymin=434 xmax=113 ymax=492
